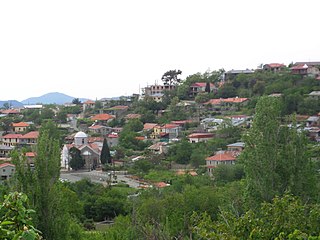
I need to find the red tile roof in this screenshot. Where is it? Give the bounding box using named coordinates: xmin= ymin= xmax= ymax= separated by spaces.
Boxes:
xmin=1 ymin=109 xmax=20 ymax=114
xmin=107 ymin=133 xmax=118 ymax=138
xmin=108 ymin=105 xmax=129 ymax=110
xmin=161 ymin=124 xmax=180 ymax=129
xmin=154 ymin=182 xmax=169 ymax=188
xmin=91 ymin=113 xmax=114 ymax=121
xmin=25 ymin=152 xmax=36 ymax=157
xmin=291 ymin=64 xmax=308 ymax=70
xmin=171 ymin=120 xmax=194 ymax=125
xmin=265 ymin=63 xmax=285 ymax=68
xmin=21 ymin=131 xmax=39 ymax=139
xmin=88 ymin=137 xmax=104 ymax=143
xmin=84 ymin=100 xmax=95 ymax=104
xmin=190 ymin=82 xmax=215 ymax=88
xmin=12 ymin=122 xmax=29 ymax=127
xmin=143 ymin=123 xmax=158 ymax=130
xmin=125 ymin=114 xmax=141 ymax=119
xmin=205 ymin=97 xmax=248 ymax=105
xmin=135 ymin=136 xmax=145 ymax=141
xmin=89 ymin=125 xmax=106 ymax=129
xmin=0 ymin=163 xmax=15 ymax=168
xmin=206 ymin=151 xmax=237 ymax=161
xmin=1 ymin=134 xmax=23 ymax=139
xmin=188 ymin=133 xmax=214 ymax=139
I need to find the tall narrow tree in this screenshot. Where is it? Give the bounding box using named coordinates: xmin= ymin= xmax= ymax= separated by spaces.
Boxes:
xmin=13 ymin=121 xmax=71 ymax=240
xmin=241 ymin=97 xmax=316 ymax=204
xmin=100 ymin=138 xmax=112 ymax=164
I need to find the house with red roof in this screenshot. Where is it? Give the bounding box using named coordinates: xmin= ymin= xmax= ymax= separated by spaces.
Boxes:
xmin=0 ymin=133 xmax=23 ymax=147
xmin=189 ymin=82 xmax=216 ymax=98
xmin=88 ymin=125 xmax=112 ymax=135
xmin=83 ymin=100 xmax=95 ymax=111
xmin=0 ymin=163 xmax=15 ymax=181
xmin=12 ymin=122 xmax=29 ymax=132
xmin=206 ymin=151 xmax=238 ymax=176
xmin=151 ymin=123 xmax=181 ymax=139
xmin=143 ymin=123 xmax=158 ymax=132
xmin=91 ymin=113 xmax=115 ymax=123
xmin=19 ymin=131 xmax=39 ymax=145
xmin=291 ymin=62 xmax=320 ymax=76
xmin=188 ymin=133 xmax=214 ymax=143
xmin=204 ymin=97 xmax=249 ymax=112
xmin=263 ymin=63 xmax=286 ymax=72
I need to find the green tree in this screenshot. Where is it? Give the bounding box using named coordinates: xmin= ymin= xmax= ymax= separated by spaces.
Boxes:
xmin=13 ymin=121 xmax=71 ymax=240
xmin=241 ymin=96 xmax=316 ymax=204
xmin=100 ymin=138 xmax=112 ymax=164
xmin=0 ymin=192 xmax=41 ymax=240
xmin=69 ymin=146 xmax=85 ymax=170
xmin=161 ymin=69 xmax=182 ymax=86
xmin=72 ymin=98 xmax=81 ymax=105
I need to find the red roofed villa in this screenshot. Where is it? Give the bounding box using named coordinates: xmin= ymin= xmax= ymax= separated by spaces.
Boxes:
xmin=206 ymin=151 xmax=237 ymax=175
xmin=91 ymin=113 xmax=115 ymax=122
xmin=12 ymin=122 xmax=29 ymax=132
xmin=188 ymin=133 xmax=214 ymax=143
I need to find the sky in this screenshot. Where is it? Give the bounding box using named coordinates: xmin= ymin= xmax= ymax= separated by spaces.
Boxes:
xmin=0 ymin=0 xmax=319 ymax=101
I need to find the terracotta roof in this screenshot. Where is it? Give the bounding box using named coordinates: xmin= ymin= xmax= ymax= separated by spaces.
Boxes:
xmin=89 ymin=125 xmax=106 ymax=129
xmin=21 ymin=131 xmax=39 ymax=139
xmin=25 ymin=152 xmax=36 ymax=157
xmin=161 ymin=124 xmax=180 ymax=129
xmin=316 ymin=76 xmax=320 ymax=80
xmin=125 ymin=114 xmax=141 ymax=119
xmin=143 ymin=123 xmax=158 ymax=130
xmin=12 ymin=122 xmax=29 ymax=127
xmin=205 ymin=97 xmax=248 ymax=105
xmin=291 ymin=64 xmax=308 ymax=70
xmin=107 ymin=133 xmax=118 ymax=138
xmin=135 ymin=136 xmax=145 ymax=141
xmin=223 ymin=97 xmax=248 ymax=103
xmin=1 ymin=134 xmax=23 ymax=139
xmin=171 ymin=120 xmax=194 ymax=125
xmin=108 ymin=105 xmax=129 ymax=110
xmin=265 ymin=63 xmax=285 ymax=68
xmin=88 ymin=137 xmax=104 ymax=143
xmin=91 ymin=114 xmax=114 ymax=121
xmin=0 ymin=163 xmax=15 ymax=168
xmin=84 ymin=100 xmax=95 ymax=104
xmin=154 ymin=182 xmax=169 ymax=188
xmin=188 ymin=133 xmax=214 ymax=139
xmin=190 ymin=82 xmax=215 ymax=88
xmin=1 ymin=109 xmax=20 ymax=114
xmin=206 ymin=151 xmax=237 ymax=161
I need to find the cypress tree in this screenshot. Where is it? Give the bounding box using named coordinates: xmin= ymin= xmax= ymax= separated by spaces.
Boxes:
xmin=100 ymin=138 xmax=112 ymax=164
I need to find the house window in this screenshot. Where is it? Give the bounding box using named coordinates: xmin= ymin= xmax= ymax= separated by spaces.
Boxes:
xmin=82 ymin=139 xmax=85 ymax=144
xmin=2 ymin=169 xmax=5 ymax=172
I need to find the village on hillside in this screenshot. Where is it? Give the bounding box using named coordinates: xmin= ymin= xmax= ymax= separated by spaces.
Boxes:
xmin=1 ymin=61 xmax=319 ymax=186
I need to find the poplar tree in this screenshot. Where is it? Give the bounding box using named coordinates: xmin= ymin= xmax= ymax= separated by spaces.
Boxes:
xmin=13 ymin=121 xmax=70 ymax=240
xmin=241 ymin=97 xmax=316 ymax=204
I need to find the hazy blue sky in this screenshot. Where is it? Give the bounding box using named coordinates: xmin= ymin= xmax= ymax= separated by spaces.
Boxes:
xmin=1 ymin=0 xmax=319 ymax=101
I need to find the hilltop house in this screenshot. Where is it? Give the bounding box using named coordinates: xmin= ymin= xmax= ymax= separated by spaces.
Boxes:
xmin=206 ymin=151 xmax=238 ymax=176
xmin=12 ymin=122 xmax=29 ymax=132
xmin=263 ymin=63 xmax=286 ymax=72
xmin=189 ymin=82 xmax=216 ymax=98
xmin=291 ymin=62 xmax=320 ymax=76
xmin=188 ymin=133 xmax=214 ymax=143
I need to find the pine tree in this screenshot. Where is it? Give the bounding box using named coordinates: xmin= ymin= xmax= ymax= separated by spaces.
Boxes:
xmin=100 ymin=138 xmax=112 ymax=164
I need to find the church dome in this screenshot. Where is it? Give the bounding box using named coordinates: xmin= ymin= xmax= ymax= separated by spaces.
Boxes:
xmin=74 ymin=131 xmax=87 ymax=138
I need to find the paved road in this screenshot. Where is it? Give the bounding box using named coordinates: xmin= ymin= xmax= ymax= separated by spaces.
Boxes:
xmin=60 ymin=170 xmax=142 ymax=188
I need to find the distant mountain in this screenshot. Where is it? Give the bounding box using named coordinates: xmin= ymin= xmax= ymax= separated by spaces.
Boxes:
xmin=0 ymin=100 xmax=24 ymax=108
xmin=22 ymin=92 xmax=89 ymax=105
